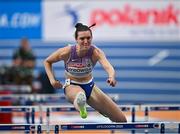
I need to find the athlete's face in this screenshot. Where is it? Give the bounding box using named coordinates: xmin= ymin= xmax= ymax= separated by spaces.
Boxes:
xmin=76 ymin=31 xmax=92 ymax=50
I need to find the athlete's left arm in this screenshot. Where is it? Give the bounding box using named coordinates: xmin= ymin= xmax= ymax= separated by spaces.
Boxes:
xmin=93 ymin=48 xmax=117 ymax=87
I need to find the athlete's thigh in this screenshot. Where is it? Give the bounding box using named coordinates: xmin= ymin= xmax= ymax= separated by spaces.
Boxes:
xmin=65 ymin=85 xmax=85 ymax=103
xmin=87 ymin=85 xmax=118 ymax=114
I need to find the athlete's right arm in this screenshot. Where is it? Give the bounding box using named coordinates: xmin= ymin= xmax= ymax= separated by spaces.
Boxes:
xmin=43 ymin=46 xmax=71 ymax=89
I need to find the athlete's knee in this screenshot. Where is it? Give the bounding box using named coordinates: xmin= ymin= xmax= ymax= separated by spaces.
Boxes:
xmin=110 ymin=114 xmax=127 ymax=123
xmin=119 ymin=116 xmax=127 ymax=122
xmin=111 ymin=118 xmax=127 ymax=123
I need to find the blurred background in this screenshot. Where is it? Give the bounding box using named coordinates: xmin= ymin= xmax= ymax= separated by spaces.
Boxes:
xmin=0 ymin=0 xmax=180 ymax=126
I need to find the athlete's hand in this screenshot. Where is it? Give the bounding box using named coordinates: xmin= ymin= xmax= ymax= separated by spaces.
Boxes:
xmin=107 ymin=77 xmax=117 ymax=87
xmin=50 ymin=79 xmax=63 ymax=89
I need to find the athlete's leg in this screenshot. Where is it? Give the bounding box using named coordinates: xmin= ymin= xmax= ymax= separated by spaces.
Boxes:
xmin=87 ymin=85 xmax=127 ymax=122
xmin=65 ymin=84 xmax=87 ymax=119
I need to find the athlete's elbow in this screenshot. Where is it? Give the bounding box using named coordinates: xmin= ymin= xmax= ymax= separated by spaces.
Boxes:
xmin=43 ymin=58 xmax=51 ymax=66
xmin=43 ymin=59 xmax=47 ymax=65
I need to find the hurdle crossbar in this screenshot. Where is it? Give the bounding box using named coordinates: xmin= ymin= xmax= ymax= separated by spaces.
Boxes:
xmin=60 ymin=122 xmax=160 ymax=130
xmin=0 ymin=105 xmax=179 ymax=112
xmin=0 ymin=106 xmax=38 ymax=112
xmin=0 ymin=85 xmax=31 ymax=93
xmin=0 ymin=93 xmax=119 ymax=102
xmin=149 ymin=106 xmax=180 ymax=111
xmin=0 ymin=94 xmax=65 ymax=102
xmin=0 ymin=122 xmax=179 ymax=133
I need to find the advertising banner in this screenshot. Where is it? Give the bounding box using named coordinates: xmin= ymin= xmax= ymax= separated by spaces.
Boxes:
xmin=0 ymin=0 xmax=42 ymax=39
xmin=43 ymin=0 xmax=180 ymax=41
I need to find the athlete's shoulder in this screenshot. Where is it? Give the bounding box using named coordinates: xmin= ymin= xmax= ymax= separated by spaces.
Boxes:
xmin=92 ymin=45 xmax=104 ymax=55
xmin=54 ymin=45 xmax=71 ymax=58
xmin=58 ymin=44 xmax=71 ymax=51
xmin=91 ymin=45 xmax=105 ymax=61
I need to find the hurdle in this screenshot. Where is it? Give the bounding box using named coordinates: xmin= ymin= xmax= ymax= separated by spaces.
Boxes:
xmin=0 ymin=106 xmax=38 ymax=124
xmin=0 ymin=122 xmax=179 ymax=134
xmin=0 ymin=93 xmax=120 ymax=104
xmin=48 ymin=104 xmax=179 ymax=123
xmin=0 ymin=93 xmax=66 ymax=105
xmin=0 ymin=85 xmax=32 ymax=93
xmin=142 ymin=104 xmax=180 ymax=122
xmin=0 ymin=105 xmax=179 ymax=124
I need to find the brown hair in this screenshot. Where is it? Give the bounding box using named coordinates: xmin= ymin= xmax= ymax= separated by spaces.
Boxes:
xmin=74 ymin=23 xmax=96 ymax=39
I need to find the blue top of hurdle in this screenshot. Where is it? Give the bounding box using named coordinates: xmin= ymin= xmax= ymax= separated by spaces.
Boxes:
xmin=0 ymin=123 xmax=159 ymax=131
xmin=60 ymin=122 xmax=160 ymax=130
xmin=0 ymin=122 xmax=179 ymax=131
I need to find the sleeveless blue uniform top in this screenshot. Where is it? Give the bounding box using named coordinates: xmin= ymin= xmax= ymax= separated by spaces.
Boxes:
xmin=65 ymin=45 xmax=95 ymax=78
